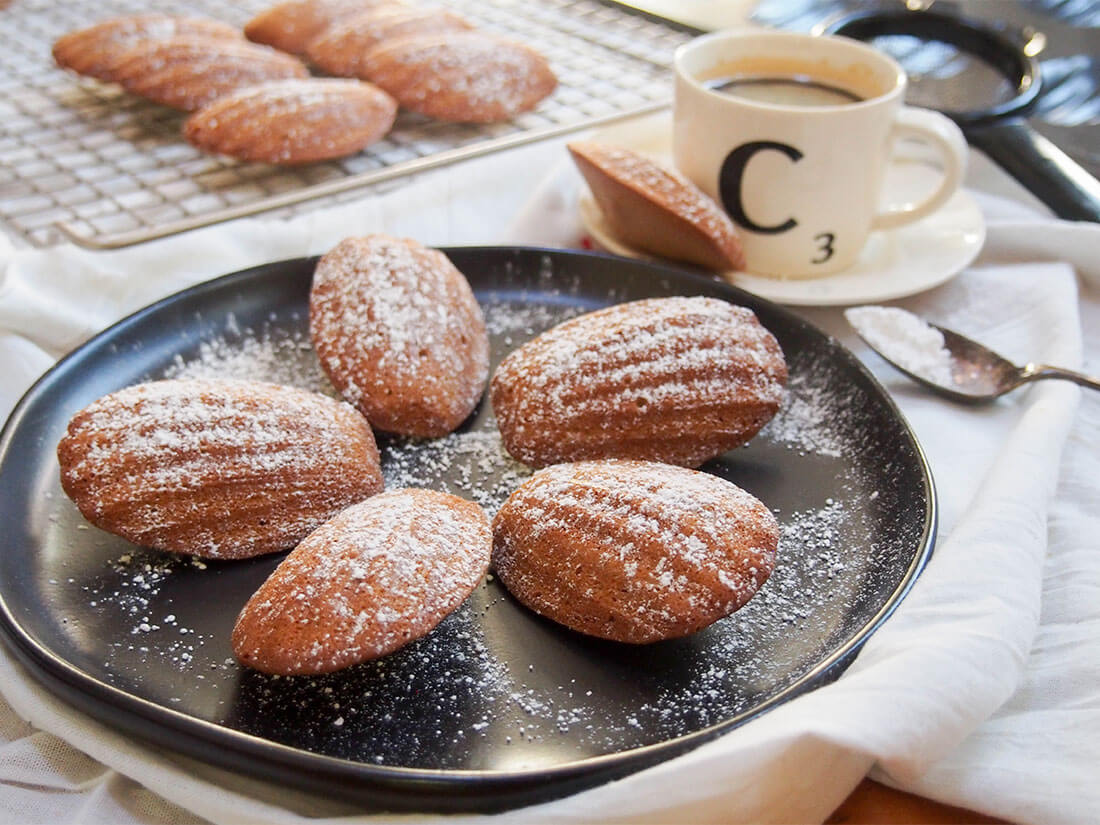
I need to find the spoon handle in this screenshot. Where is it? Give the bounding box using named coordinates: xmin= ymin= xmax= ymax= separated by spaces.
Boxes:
xmin=1021 ymin=364 xmax=1100 ymax=392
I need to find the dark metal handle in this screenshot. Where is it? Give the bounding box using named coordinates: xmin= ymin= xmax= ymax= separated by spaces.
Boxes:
xmin=1021 ymin=364 xmax=1100 ymax=392
xmin=965 ymin=120 xmax=1100 ymax=223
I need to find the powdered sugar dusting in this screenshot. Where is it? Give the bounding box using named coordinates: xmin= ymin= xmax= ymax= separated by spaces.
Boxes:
xmin=54 ymin=14 xmax=241 ymax=80
xmin=308 ymin=6 xmax=475 ymax=75
xmin=58 ymin=377 xmax=380 ymax=559
xmin=763 ymin=377 xmax=849 ymax=458
xmin=845 ymin=305 xmax=955 ymax=386
xmin=363 ymin=31 xmax=556 ymax=121
xmin=493 ymin=460 xmax=778 ymax=643
xmin=233 ymin=489 xmax=491 ymax=675
xmin=46 ymin=263 xmax=925 ymax=771
xmin=244 ymin=0 xmax=385 ymax=55
xmin=164 ymin=313 xmax=331 ymax=390
xmin=115 ymin=35 xmax=310 ymax=111
xmin=483 ymin=301 xmax=585 ymax=343
xmin=184 ymin=78 xmax=398 ymax=164
xmin=310 ymin=234 xmax=489 ymax=435
xmin=381 ymin=430 xmax=533 ymax=516
xmin=492 ymin=296 xmax=787 ymax=467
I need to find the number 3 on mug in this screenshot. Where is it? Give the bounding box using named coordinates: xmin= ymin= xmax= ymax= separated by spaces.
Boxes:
xmin=813 ymin=232 xmax=835 ymax=264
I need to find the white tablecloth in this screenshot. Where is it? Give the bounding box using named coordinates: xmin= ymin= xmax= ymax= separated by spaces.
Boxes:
xmin=1 ymin=135 xmax=1098 ymax=825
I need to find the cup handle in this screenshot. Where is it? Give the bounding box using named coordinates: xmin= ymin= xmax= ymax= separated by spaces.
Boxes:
xmin=871 ymin=107 xmax=968 ymax=231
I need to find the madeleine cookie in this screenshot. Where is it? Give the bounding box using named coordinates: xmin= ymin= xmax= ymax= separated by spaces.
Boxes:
xmin=306 ymin=6 xmax=473 ymax=78
xmin=184 ymin=78 xmax=397 ymax=163
xmin=492 ymin=460 xmax=778 ymax=644
xmin=233 ymin=488 xmax=491 ymax=675
xmin=491 ymin=296 xmax=787 ymax=468
xmin=569 ymin=141 xmax=746 ymax=272
xmin=56 ymin=378 xmax=383 ymax=560
xmin=309 ymin=235 xmax=489 ymax=437
xmin=111 ymin=34 xmax=310 ymax=111
xmin=52 ymin=14 xmax=241 ymax=82
xmin=245 ymin=0 xmax=400 ymax=56
xmin=361 ymin=31 xmax=557 ymax=122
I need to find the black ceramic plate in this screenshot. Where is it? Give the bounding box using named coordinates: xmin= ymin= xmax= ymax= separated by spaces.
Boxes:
xmin=0 ymin=248 xmax=935 ymax=812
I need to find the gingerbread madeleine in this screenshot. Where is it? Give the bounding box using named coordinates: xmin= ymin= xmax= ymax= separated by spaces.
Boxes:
xmin=306 ymin=6 xmax=473 ymax=78
xmin=110 ymin=35 xmax=310 ymax=111
xmin=245 ymin=0 xmax=401 ymax=56
xmin=185 ymin=78 xmax=397 ymax=164
xmin=56 ymin=378 xmax=383 ymax=560
xmin=52 ymin=13 xmax=241 ymax=82
xmin=361 ymin=31 xmax=557 ymax=123
xmin=493 ymin=460 xmax=779 ymax=644
xmin=233 ymin=488 xmax=491 ymax=675
xmin=309 ymin=234 xmax=490 ymax=437
xmin=491 ymin=296 xmax=787 ymax=468
xmin=569 ymin=141 xmax=746 ymax=272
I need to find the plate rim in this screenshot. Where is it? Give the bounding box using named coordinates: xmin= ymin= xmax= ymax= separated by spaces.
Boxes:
xmin=0 ymin=246 xmax=937 ymax=810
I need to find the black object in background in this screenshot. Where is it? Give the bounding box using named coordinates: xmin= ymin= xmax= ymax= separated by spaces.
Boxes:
xmin=756 ymin=0 xmax=1100 ymax=222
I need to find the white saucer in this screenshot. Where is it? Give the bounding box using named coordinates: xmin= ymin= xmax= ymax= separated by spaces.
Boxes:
xmin=577 ymin=112 xmax=986 ymax=307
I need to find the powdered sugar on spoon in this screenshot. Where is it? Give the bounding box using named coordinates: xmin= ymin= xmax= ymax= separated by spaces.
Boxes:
xmin=845 ymin=305 xmax=1100 ymax=403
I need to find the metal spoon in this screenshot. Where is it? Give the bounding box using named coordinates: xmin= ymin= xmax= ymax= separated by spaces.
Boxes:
xmin=849 ymin=314 xmax=1100 ymax=404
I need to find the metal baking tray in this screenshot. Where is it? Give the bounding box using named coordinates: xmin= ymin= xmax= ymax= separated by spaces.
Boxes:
xmin=0 ymin=0 xmax=695 ymax=249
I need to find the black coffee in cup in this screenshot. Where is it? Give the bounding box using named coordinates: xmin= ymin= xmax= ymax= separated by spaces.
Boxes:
xmin=705 ymin=75 xmax=864 ymax=106
xmin=698 ymin=56 xmax=883 ymax=109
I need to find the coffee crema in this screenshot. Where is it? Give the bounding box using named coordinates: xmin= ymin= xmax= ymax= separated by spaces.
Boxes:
xmin=704 ymin=75 xmax=863 ymax=107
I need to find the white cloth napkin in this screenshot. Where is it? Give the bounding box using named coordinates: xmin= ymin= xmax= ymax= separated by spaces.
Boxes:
xmin=1 ymin=139 xmax=1098 ymax=825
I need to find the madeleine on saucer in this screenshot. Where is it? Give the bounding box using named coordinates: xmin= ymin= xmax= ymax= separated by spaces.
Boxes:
xmin=568 ymin=141 xmax=744 ymax=273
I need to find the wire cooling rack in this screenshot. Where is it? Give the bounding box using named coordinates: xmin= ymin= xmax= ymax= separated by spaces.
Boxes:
xmin=0 ymin=0 xmax=695 ymax=249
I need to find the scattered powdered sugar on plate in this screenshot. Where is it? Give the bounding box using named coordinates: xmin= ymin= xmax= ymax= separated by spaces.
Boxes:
xmin=52 ymin=272 xmax=923 ymax=769
xmin=89 ymin=552 xmax=200 ymax=622
xmin=229 ymin=591 xmax=516 ymax=765
xmin=380 ymin=429 xmax=533 ymax=516
xmin=761 ymin=359 xmax=855 ymax=459
xmin=77 ymin=551 xmax=228 ymax=683
xmin=483 ymin=300 xmax=585 ymax=346
xmin=515 ymin=496 xmax=857 ymax=746
xmin=164 ymin=312 xmax=333 ymax=393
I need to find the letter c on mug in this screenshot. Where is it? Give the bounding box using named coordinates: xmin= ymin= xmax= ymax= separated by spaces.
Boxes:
xmin=718 ymin=141 xmax=802 ymax=235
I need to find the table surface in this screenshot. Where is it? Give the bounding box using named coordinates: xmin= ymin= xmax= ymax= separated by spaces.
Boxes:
xmin=832 ymin=780 xmax=1009 ymax=824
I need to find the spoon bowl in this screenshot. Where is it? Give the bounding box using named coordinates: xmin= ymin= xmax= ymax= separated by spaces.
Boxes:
xmin=846 ymin=307 xmax=1100 ymax=403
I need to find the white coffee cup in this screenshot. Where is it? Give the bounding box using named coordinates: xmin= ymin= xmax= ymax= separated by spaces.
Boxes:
xmin=673 ymin=29 xmax=968 ymax=278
